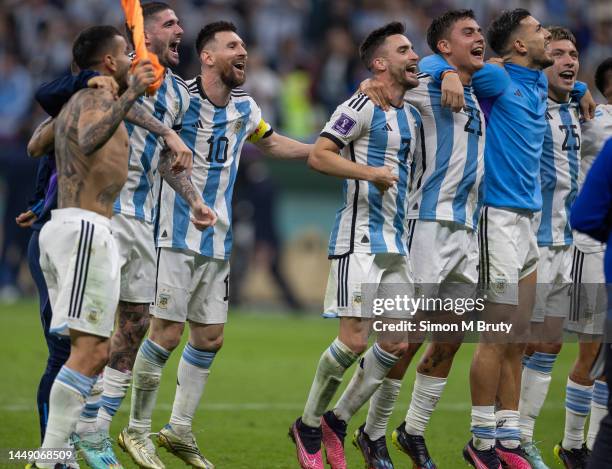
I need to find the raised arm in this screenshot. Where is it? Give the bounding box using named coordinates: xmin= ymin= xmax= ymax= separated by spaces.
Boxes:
xmin=27 ymin=117 xmax=55 ymax=158
xmin=252 ymin=132 xmax=311 ymax=160
xmin=77 ymin=60 xmax=154 ymax=155
xmin=158 ymin=147 xmax=216 ymax=230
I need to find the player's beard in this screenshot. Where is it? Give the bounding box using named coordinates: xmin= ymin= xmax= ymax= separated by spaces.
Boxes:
xmin=220 ymin=62 xmax=246 ymax=89
xmin=391 ymin=64 xmax=418 ymax=90
xmin=149 ymin=38 xmax=174 ymax=68
xmin=531 ymin=44 xmax=554 ymax=70
xmin=115 ymin=65 xmax=131 ymax=94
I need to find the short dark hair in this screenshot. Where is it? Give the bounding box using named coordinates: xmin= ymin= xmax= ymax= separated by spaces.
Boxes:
xmin=359 ymin=22 xmax=405 ymax=71
xmin=195 ymin=21 xmax=237 ymax=55
xmin=124 ymin=2 xmax=172 ymax=48
xmin=595 ymin=57 xmax=612 ymax=95
xmin=487 ymin=8 xmax=531 ymax=56
xmin=427 ymin=9 xmax=476 ymax=54
xmin=547 ymin=26 xmax=576 ymax=45
xmin=142 ymin=2 xmax=172 ymax=23
xmin=72 ymin=25 xmax=123 ymax=70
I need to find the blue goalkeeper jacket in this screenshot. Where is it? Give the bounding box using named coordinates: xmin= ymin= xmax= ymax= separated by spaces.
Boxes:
xmin=419 ymin=55 xmax=586 ymax=213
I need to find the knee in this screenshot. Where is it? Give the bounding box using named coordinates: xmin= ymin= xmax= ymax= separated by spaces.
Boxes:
xmin=200 ymin=334 xmax=224 ymax=352
xmin=189 ymin=322 xmax=225 ymax=352
xmin=379 ymin=341 xmax=411 ymax=358
xmin=343 ymin=336 xmax=368 ymax=355
xmin=159 ymin=333 xmax=182 ymax=352
xmin=92 ymin=342 xmax=110 ymax=373
xmin=149 ymin=319 xmax=184 ymax=352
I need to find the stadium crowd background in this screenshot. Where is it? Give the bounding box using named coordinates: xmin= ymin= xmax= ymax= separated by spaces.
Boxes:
xmin=0 ymin=0 xmax=611 ymax=309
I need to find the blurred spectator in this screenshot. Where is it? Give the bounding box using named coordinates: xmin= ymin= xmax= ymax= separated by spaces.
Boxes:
xmin=242 ymin=49 xmax=282 ymax=126
xmin=0 ymin=51 xmax=33 ymax=138
xmin=311 ymin=26 xmax=359 ymax=114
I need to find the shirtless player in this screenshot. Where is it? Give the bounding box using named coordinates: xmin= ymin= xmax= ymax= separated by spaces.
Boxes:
xmin=30 ymin=25 xmax=155 ymax=468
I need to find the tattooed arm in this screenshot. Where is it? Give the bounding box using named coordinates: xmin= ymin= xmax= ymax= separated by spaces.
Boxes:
xmin=77 ymin=60 xmax=154 ymax=155
xmin=27 ymin=117 xmax=55 ymax=157
xmin=158 ymin=147 xmax=217 ymax=230
xmin=126 ymin=103 xmax=192 ymax=174
xmin=125 ymin=102 xmax=171 ymax=137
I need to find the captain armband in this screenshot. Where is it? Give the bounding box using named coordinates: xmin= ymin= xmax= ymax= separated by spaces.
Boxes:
xmin=247 ymin=119 xmax=273 ymax=143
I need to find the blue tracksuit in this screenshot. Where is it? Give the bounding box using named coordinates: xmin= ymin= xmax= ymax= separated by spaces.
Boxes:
xmin=419 ymin=55 xmax=586 ymax=212
xmin=570 ymin=137 xmax=612 ymax=467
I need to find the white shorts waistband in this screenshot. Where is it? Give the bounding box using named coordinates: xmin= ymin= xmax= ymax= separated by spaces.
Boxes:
xmin=50 ymin=208 xmax=111 ymax=229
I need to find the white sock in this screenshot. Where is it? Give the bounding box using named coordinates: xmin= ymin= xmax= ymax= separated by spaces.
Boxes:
xmin=38 ymin=366 xmax=96 ymax=467
xmin=302 ymin=337 xmax=359 ymax=428
xmin=364 ymin=378 xmax=402 ymax=440
xmin=404 ymin=372 xmax=447 ymax=436
xmin=587 ymin=380 xmax=608 ymax=450
xmin=518 ymin=351 xmax=556 ymax=442
xmin=496 ymin=410 xmax=520 ymax=449
xmin=471 ymin=405 xmax=496 ymax=451
xmin=75 ymin=373 xmax=103 ymax=435
xmin=333 ymin=343 xmax=400 ymax=422
xmin=97 ymin=366 xmax=132 ymax=434
xmin=562 ymin=377 xmax=593 ymax=450
xmin=169 ymin=343 xmax=216 ymax=434
xmin=129 ymin=339 xmax=171 ymax=432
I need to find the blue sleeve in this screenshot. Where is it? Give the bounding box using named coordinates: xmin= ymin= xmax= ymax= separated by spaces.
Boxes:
xmin=470 ymin=64 xmax=510 ymax=99
xmin=26 ymin=155 xmax=52 ymax=216
xmin=418 ymin=54 xmax=455 ymax=81
xmin=570 ymin=138 xmax=612 ymax=242
xmin=418 ymin=55 xmax=508 ymax=99
xmin=35 ymin=70 xmax=99 ymax=117
xmin=570 ymin=81 xmax=587 ymax=101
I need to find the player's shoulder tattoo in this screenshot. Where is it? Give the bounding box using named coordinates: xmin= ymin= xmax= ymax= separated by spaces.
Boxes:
xmin=74 ymin=88 xmax=114 ymax=112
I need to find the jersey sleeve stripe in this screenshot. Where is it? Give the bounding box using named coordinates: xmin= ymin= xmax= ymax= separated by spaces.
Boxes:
xmin=320 ymin=131 xmax=345 ymax=149
xmin=355 ymin=96 xmax=370 ymax=111
xmin=348 ymin=94 xmax=368 ymax=110
xmin=348 ymin=93 xmax=363 ymax=108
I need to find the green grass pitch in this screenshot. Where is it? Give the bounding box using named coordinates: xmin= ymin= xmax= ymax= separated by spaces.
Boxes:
xmin=0 ymin=300 xmax=577 ymax=468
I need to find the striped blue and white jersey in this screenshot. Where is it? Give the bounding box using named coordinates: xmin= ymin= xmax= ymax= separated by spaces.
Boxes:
xmin=574 ymin=104 xmax=612 ymax=252
xmin=405 ymin=73 xmax=485 ymax=230
xmin=113 ymin=70 xmax=190 ymax=223
xmin=321 ymin=93 xmax=422 ymax=257
xmin=537 ymin=98 xmax=581 ymax=246
xmin=156 ymin=76 xmax=271 ymax=259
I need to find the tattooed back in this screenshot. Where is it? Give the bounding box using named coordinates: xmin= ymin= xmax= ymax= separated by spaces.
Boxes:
xmin=54 ymin=88 xmax=129 ymax=218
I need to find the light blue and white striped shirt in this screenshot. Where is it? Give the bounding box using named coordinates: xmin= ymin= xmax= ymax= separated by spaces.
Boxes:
xmin=574 ymin=104 xmax=612 ymax=252
xmin=113 ymin=70 xmax=190 ymax=223
xmin=406 ymin=73 xmax=485 ymax=230
xmin=156 ymin=76 xmax=269 ymax=259
xmin=537 ymin=98 xmax=581 ymax=246
xmin=321 ymin=93 xmax=422 ymax=257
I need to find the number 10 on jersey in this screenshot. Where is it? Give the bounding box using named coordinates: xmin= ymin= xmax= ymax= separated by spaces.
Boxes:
xmin=206 ymin=136 xmax=229 ymax=164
